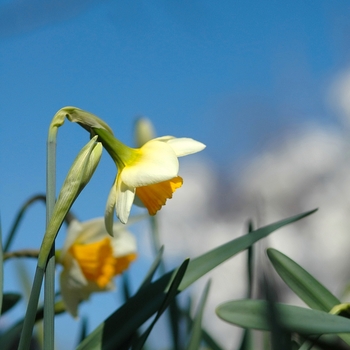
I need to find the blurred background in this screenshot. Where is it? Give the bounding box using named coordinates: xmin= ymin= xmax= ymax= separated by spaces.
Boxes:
xmin=2 ymin=1 xmax=350 ymax=349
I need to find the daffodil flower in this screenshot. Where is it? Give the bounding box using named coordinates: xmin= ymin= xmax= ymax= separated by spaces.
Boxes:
xmin=57 ymin=218 xmax=137 ymax=317
xmin=93 ymin=128 xmax=206 ymax=232
xmin=52 ymin=107 xmax=206 ymax=232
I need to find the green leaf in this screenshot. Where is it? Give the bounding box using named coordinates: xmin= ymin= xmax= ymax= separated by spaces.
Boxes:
xmin=77 ymin=317 xmax=88 ymax=346
xmin=0 ymin=300 xmax=66 ymax=350
xmin=238 ymin=330 xmax=254 ymax=350
xmin=267 ymin=248 xmax=350 ymax=345
xmin=138 ymin=245 xmax=164 ymax=291
xmin=182 ymin=305 xmax=224 ymax=350
xmin=262 ymin=274 xmax=293 ymax=350
xmin=132 ymin=259 xmax=189 ymax=350
xmin=4 ymin=194 xmax=46 ymax=253
xmin=1 ymin=293 xmax=21 ymax=314
xmin=186 ymin=280 xmax=211 ymax=350
xmin=76 ymin=209 xmax=316 ymax=350
xmin=179 ymin=209 xmax=317 ymax=292
xmin=0 ymin=322 xmax=22 ymax=350
xmin=0 ymin=218 xmax=3 ymax=316
xmin=267 ymin=248 xmax=340 ymax=312
xmin=238 ymin=221 xmax=256 ymax=350
xmin=216 ymin=299 xmax=350 ymax=334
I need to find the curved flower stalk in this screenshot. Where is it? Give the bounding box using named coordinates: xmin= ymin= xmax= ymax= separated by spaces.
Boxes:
xmin=57 ymin=217 xmax=137 ymax=317
xmin=52 ymin=107 xmax=206 ymax=233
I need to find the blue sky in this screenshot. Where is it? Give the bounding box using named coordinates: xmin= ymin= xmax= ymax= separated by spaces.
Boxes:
xmin=1 ymin=0 xmax=350 ymax=347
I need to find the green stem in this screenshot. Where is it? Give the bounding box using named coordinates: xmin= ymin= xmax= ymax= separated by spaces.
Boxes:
xmin=3 ymin=249 xmax=40 ymax=261
xmin=18 ymin=266 xmax=45 ymax=350
xmin=93 ymin=127 xmax=135 ymax=168
xmin=17 ymin=123 xmax=58 ymax=350
xmin=43 ymin=125 xmax=58 ymax=350
xmin=0 ymin=217 xmax=3 ymax=316
xmin=4 ymin=195 xmax=46 ymax=253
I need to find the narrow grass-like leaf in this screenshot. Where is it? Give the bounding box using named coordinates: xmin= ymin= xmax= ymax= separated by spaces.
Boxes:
xmin=77 ymin=317 xmax=88 ymax=346
xmin=0 ymin=217 xmax=3 ymax=315
xmin=0 ymin=300 xmax=66 ymax=350
xmin=4 ymin=195 xmax=46 ymax=253
xmin=238 ymin=220 xmax=255 ymax=350
xmin=267 ymin=248 xmax=340 ymax=311
xmin=132 ymin=259 xmax=189 ymax=350
xmin=298 ymin=338 xmax=318 ymax=350
xmin=267 ymin=248 xmax=350 ymax=345
xmin=1 ymin=293 xmax=21 ymax=314
xmin=298 ymin=336 xmax=348 ymax=350
xmin=182 ymin=307 xmax=224 ymax=350
xmin=186 ymin=280 xmax=211 ymax=350
xmin=138 ymin=245 xmax=164 ymax=291
xmin=216 ymin=299 xmax=350 ymax=334
xmin=149 ymin=217 xmax=181 ymax=350
xmin=179 ymin=209 xmax=317 ymax=291
xmin=247 ymin=220 xmax=254 ymax=299
xmin=262 ymin=274 xmax=293 ymax=350
xmin=121 ymin=271 xmax=132 ymax=301
xmin=76 ymin=209 xmax=316 ymax=350
xmin=0 ymin=322 xmax=23 ymax=350
xmin=238 ymin=330 xmax=254 ymax=350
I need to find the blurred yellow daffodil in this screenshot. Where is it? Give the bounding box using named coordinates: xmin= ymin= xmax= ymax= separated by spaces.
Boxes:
xmin=57 ymin=218 xmax=137 ymax=317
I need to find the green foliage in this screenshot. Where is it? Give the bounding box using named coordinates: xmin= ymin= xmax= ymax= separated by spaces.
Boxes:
xmin=186 ymin=280 xmax=211 ymax=350
xmin=267 ymin=248 xmax=340 ymax=312
xmin=216 ymin=299 xmax=350 ymax=334
xmin=1 ymin=293 xmax=21 ymax=314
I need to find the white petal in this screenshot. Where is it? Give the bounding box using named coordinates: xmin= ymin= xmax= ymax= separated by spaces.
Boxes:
xmin=60 ymin=259 xmax=88 ymax=317
xmin=61 ymin=220 xmax=83 ymax=259
xmin=111 ymin=229 xmax=137 ymax=256
xmin=121 ymin=140 xmax=179 ymax=187
xmin=60 ymin=270 xmax=81 ymax=318
xmin=153 ymin=135 xmax=175 ymax=142
xmin=105 ymin=182 xmax=117 ymax=235
xmin=115 ymin=178 xmax=135 ymax=224
xmin=66 ymin=259 xmax=88 ymax=287
xmin=165 ymin=137 xmax=206 ymax=157
xmin=78 ymin=217 xmax=107 ymax=243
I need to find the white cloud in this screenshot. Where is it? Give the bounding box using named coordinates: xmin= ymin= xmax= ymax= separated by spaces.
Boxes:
xmin=151 ymin=122 xmax=350 ymax=348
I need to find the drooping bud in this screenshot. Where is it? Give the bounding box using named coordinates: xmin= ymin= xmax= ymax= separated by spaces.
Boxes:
xmin=38 ymin=136 xmax=102 ymax=268
xmin=134 ymin=117 xmax=156 ymax=147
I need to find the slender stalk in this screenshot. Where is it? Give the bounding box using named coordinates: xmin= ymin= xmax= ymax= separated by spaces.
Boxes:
xmin=18 ymin=123 xmax=58 ymax=350
xmin=4 ymin=195 xmax=46 ymax=253
xmin=3 ymin=249 xmax=40 ymax=261
xmin=0 ymin=217 xmax=3 ymax=315
xmin=18 ymin=267 xmax=45 ymax=350
xmin=43 ymin=125 xmax=58 ymax=350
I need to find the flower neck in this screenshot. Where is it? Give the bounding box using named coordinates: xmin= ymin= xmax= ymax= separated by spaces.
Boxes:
xmin=93 ymin=128 xmax=136 ymax=169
